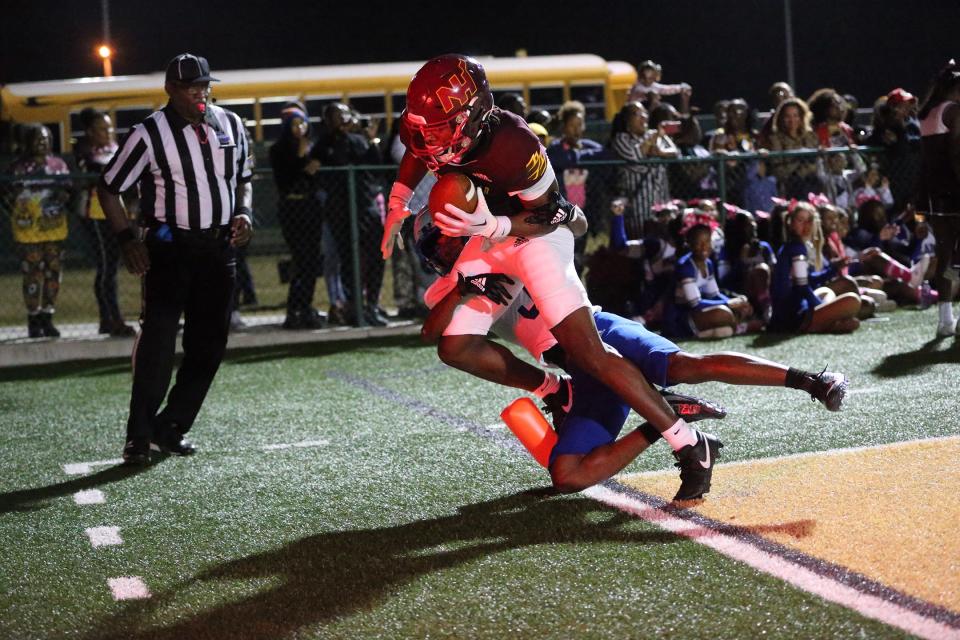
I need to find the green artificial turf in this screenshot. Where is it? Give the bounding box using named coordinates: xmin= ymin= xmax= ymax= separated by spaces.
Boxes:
xmin=1 ymin=309 xmax=954 ymax=639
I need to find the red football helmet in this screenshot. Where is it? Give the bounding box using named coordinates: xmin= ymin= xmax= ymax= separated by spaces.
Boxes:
xmin=402 ymin=54 xmax=494 ymax=171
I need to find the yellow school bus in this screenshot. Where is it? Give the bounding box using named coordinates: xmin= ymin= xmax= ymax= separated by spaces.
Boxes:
xmin=1 ymin=54 xmax=636 ymax=150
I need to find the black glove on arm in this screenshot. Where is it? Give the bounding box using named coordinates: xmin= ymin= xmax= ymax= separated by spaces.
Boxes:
xmin=457 ymin=272 xmax=516 ymax=305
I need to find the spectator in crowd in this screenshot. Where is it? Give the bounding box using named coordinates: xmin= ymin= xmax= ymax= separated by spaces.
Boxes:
xmin=74 ymin=108 xmax=137 ymax=337
xmin=809 ymin=89 xmax=856 ymax=147
xmin=269 ymin=103 xmax=325 ymax=329
xmin=868 ymin=88 xmax=922 ymax=213
xmin=704 ymin=99 xmax=730 ymax=145
xmin=526 ymin=109 xmax=553 ymax=131
xmin=765 ymin=97 xmax=823 ymax=199
xmin=627 ymin=59 xmax=692 ymax=114
xmin=842 ymin=93 xmax=870 ymax=142
xmin=497 ymin=93 xmax=527 ymax=119
xmin=387 ymin=119 xmax=435 ymax=319
xmin=847 ymin=197 xmax=923 ymax=305
xmin=231 ymin=118 xmax=259 ymax=329
xmin=609 ymin=101 xmax=677 ymax=240
xmin=820 ymin=150 xmax=864 ymax=212
xmin=548 ymin=100 xmax=607 ymax=272
xmin=671 ymin=115 xmax=717 ymax=199
xmin=710 ymin=98 xmax=756 ymax=205
xmin=662 ymin=224 xmax=754 ymax=339
xmin=742 ymin=159 xmax=778 ymax=214
xmin=5 ymin=124 xmax=71 ymax=338
xmin=311 ymin=102 xmax=387 ymax=326
xmin=709 ymin=98 xmax=756 ymax=153
xmin=528 ymin=122 xmax=550 ymax=147
xmin=717 ymin=210 xmax=775 ymax=322
xmin=769 ymin=202 xmax=861 ymax=334
xmin=757 ymin=81 xmax=794 ymax=147
xmin=852 ymin=164 xmax=894 ymax=212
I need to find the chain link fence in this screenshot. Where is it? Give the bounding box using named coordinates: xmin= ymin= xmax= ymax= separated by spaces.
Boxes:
xmin=0 ymin=146 xmax=915 ymax=342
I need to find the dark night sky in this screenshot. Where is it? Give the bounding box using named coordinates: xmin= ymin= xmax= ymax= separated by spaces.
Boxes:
xmin=3 ymin=0 xmax=957 ymax=111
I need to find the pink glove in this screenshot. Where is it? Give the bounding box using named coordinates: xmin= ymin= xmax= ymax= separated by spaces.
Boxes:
xmin=381 ymin=182 xmax=414 ymax=259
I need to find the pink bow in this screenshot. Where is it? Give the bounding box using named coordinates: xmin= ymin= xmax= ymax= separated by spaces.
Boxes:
xmin=807 ymin=192 xmax=832 ymax=208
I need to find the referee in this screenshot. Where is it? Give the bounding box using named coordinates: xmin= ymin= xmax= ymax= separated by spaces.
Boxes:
xmin=97 ymin=54 xmax=253 ymax=465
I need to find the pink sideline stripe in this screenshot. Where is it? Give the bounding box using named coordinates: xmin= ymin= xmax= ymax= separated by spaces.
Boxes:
xmin=584 ymin=485 xmax=960 ymax=640
xmin=107 ymin=577 xmax=151 ymax=601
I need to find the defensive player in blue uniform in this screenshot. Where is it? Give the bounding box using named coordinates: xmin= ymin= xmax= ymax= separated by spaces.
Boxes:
xmin=416 ymin=208 xmax=848 ymax=500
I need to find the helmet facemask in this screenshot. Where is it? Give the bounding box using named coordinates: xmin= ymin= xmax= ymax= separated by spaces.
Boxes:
xmin=405 ymin=95 xmax=490 ymax=171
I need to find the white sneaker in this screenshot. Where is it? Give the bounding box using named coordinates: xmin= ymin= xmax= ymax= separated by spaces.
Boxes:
xmin=230 ymin=310 xmax=247 ymax=330
xmin=936 ymin=319 xmax=956 ymax=338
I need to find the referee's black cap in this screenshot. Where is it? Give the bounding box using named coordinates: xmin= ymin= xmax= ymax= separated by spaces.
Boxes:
xmin=165 ymin=54 xmax=220 ymax=83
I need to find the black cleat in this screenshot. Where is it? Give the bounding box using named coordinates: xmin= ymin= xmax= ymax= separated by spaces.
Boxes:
xmin=808 ymin=368 xmax=848 ymax=412
xmin=660 ymin=389 xmax=727 ymax=422
xmin=151 ymin=423 xmax=197 ymax=456
xmin=122 ymin=440 xmax=150 ymax=466
xmin=542 ymin=376 xmax=573 ymax=427
xmin=672 ymin=430 xmax=723 ymax=501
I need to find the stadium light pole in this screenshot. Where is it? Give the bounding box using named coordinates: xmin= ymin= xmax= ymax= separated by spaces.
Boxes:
xmin=100 ymin=0 xmax=113 ymax=77
xmin=784 ymin=0 xmax=796 ymax=90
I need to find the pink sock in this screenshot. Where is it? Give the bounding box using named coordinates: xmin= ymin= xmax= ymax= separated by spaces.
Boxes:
xmin=883 ymin=260 xmax=911 ymax=284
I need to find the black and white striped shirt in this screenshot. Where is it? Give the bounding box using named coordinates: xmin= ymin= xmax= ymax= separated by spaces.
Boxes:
xmin=100 ymin=103 xmax=252 ymax=229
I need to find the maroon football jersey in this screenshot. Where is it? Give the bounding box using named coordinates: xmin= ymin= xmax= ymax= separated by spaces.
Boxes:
xmin=403 ymin=109 xmax=555 ymax=215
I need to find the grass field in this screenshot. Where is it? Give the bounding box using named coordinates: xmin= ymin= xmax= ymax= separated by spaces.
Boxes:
xmin=1 ymin=308 xmax=958 ymax=639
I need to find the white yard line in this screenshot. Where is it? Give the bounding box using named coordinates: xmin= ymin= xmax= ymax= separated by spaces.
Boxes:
xmin=584 ymin=484 xmax=959 ymax=640
xmin=107 ymin=577 xmax=151 ymax=601
xmin=84 ymin=526 xmax=122 ymax=548
xmin=63 ymin=458 xmax=124 ymax=475
xmin=73 ymin=489 xmax=105 ymax=505
xmin=262 ymin=439 xmax=330 ymax=451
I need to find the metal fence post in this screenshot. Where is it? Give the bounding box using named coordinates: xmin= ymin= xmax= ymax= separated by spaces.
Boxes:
xmin=346 ymin=166 xmax=365 ymax=327
xmin=716 ymin=156 xmax=727 ymax=208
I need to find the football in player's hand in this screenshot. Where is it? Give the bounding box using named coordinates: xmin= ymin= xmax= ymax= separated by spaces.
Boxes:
xmin=429 ymin=173 xmax=477 ymax=216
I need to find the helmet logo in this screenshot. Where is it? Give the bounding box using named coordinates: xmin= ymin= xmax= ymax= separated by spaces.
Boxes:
xmin=435 ymin=58 xmax=478 ymax=114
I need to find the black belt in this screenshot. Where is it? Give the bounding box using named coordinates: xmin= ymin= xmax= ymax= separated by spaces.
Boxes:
xmin=171 ymin=225 xmax=230 ymax=240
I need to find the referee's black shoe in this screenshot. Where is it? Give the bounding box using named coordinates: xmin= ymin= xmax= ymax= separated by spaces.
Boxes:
xmin=122 ymin=439 xmax=151 ymax=466
xmin=151 ymin=423 xmax=197 ymax=456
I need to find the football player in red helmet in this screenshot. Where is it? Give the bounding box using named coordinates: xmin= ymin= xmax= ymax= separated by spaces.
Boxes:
xmin=383 ymin=55 xmax=723 ymax=491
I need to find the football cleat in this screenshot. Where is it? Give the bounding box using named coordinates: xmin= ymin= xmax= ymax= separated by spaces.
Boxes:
xmin=808 ymin=368 xmax=849 ymax=412
xmin=672 ymin=430 xmax=723 ymax=501
xmin=542 ymin=376 xmax=573 ymax=428
xmin=122 ymin=440 xmax=150 ymax=466
xmin=660 ymin=389 xmax=727 ymax=422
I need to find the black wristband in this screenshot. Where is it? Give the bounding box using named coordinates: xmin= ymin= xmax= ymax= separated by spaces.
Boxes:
xmin=234 ymin=206 xmax=252 ymax=219
xmin=116 ymin=228 xmax=137 ymax=246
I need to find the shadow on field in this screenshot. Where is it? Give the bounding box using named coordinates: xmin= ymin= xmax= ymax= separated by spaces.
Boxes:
xmin=0 ymin=462 xmax=161 ymax=513
xmin=747 ymin=331 xmax=798 ymax=349
xmin=224 ymin=334 xmax=427 ymax=367
xmin=871 ymin=336 xmax=960 ymax=378
xmin=0 ymin=335 xmax=427 ymax=382
xmin=81 ymin=488 xmax=681 ymax=640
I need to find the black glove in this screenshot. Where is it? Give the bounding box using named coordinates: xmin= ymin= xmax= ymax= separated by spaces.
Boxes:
xmin=457 ymin=272 xmax=515 ymax=305
xmin=524 ymin=191 xmax=577 ymax=226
